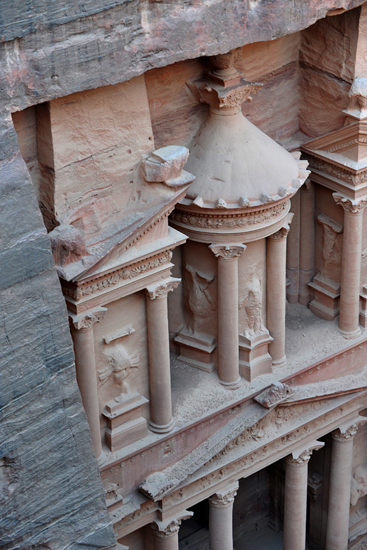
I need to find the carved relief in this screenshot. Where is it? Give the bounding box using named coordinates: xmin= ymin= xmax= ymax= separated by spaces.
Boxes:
xmin=317 ymin=213 xmax=343 ymax=281
xmin=351 ymin=463 xmax=367 ymax=506
xmin=170 ymin=202 xmax=288 ymax=230
xmin=98 ymin=345 xmax=139 ymax=393
xmin=239 ymin=277 xmax=264 ymax=335
xmin=183 ymin=263 xmax=215 ymax=335
xmin=254 ymin=382 xmax=294 ymax=409
xmin=63 ymin=250 xmax=173 ymax=301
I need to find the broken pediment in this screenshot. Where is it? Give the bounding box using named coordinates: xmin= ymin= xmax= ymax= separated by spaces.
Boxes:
xmin=303 ymin=120 xmax=367 ymax=167
xmin=139 ymin=377 xmax=367 ymax=502
xmin=49 ymin=187 xmax=189 ymax=283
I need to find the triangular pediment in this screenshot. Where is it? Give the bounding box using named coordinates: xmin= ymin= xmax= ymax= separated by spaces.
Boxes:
xmin=303 ymin=120 xmax=367 ymax=168
xmin=139 ymin=373 xmax=367 ymax=501
xmin=54 ymin=186 xmax=188 ymax=283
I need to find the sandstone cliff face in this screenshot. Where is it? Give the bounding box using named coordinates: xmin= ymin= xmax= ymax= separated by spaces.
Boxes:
xmin=1 ymin=1 xmax=366 ymax=549
xmin=0 ymin=137 xmax=116 ymax=549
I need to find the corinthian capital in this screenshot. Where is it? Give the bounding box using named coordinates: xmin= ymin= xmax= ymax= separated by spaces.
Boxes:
xmin=333 ymin=193 xmax=367 ymax=214
xmin=209 ymin=243 xmax=246 ymax=259
xmin=209 ymin=482 xmax=239 ymax=508
xmin=286 ymin=440 xmax=324 ymax=465
xmin=270 ymin=213 xmax=294 ymax=240
xmin=332 ymin=424 xmax=358 ymax=442
xmin=145 ymin=277 xmax=181 ymax=300
xmin=69 ymin=307 xmax=107 ymax=331
xmin=151 ymin=510 xmax=193 ymax=539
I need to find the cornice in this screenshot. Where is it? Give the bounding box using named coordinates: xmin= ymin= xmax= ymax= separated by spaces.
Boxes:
xmin=62 ymin=249 xmax=173 ymax=302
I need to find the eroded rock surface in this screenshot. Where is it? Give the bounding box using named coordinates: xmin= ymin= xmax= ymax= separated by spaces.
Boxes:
xmin=0 ymin=137 xmax=116 ymax=549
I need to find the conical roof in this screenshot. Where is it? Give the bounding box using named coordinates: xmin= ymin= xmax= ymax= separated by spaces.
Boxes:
xmin=185 ymin=110 xmax=301 ymax=208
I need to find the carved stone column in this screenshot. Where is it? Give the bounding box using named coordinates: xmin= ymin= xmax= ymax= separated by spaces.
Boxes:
xmin=69 ymin=307 xmax=107 ymax=465
xmin=333 ymin=194 xmax=367 ymax=338
xmin=151 ymin=511 xmax=193 ymax=550
xmin=299 ymin=180 xmax=315 ymax=306
xmin=325 ymin=424 xmax=359 ymax=550
xmin=286 ymin=191 xmax=301 ymax=304
xmin=209 ymin=482 xmax=239 ymax=550
xmin=267 ymin=214 xmax=293 ymax=368
xmin=283 ymin=441 xmax=324 ymax=550
xmin=210 ymin=243 xmax=246 ymax=388
xmin=145 ymin=277 xmax=180 ymax=433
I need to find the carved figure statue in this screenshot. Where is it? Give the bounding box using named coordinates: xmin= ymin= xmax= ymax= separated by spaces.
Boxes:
xmin=98 ymin=345 xmax=139 ymax=393
xmin=240 ymin=277 xmax=264 ymax=335
xmin=318 ymin=214 xmax=343 ymax=281
xmin=183 ymin=263 xmax=215 ymax=334
xmin=350 ymin=464 xmax=367 ymax=507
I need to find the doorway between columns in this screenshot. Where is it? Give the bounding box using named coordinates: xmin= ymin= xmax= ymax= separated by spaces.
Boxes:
xmin=178 ymin=442 xmax=329 ymax=550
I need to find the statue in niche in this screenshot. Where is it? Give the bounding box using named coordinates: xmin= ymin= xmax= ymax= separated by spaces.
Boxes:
xmin=98 ymin=344 xmax=139 ymax=394
xmin=318 ymin=213 xmax=343 ymax=281
xmin=240 ymin=277 xmax=264 ymax=336
xmin=351 ymin=464 xmax=367 ymax=507
xmin=183 ymin=263 xmax=215 ymax=335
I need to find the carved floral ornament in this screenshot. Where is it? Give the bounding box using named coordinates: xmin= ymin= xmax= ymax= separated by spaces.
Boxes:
xmin=145 ymin=277 xmax=181 ymax=300
xmin=285 ymin=449 xmax=313 ymax=465
xmin=304 ymin=154 xmax=367 ymax=186
xmin=69 ymin=307 xmax=107 ymax=331
xmin=333 ymin=193 xmax=367 ymax=214
xmin=151 ymin=519 xmax=181 ymax=538
xmin=332 ymin=423 xmax=358 ymax=442
xmin=269 ymin=213 xmax=294 ymax=240
xmin=63 ymin=250 xmax=173 ymax=301
xmin=208 ymin=485 xmax=238 ymax=508
xmin=209 ymin=243 xmax=247 ymax=259
xmin=151 ymin=511 xmax=193 ymax=538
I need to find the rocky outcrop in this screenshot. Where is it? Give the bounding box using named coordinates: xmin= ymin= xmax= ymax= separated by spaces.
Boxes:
xmin=0 ymin=134 xmax=116 ymax=549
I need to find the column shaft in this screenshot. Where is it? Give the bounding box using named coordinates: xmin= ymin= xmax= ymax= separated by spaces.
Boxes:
xmin=153 ymin=532 xmax=178 ymax=550
xmin=146 ymin=294 xmax=173 ymax=432
xmin=217 ymin=256 xmax=240 ymax=387
xmin=326 ymin=430 xmax=356 ymax=550
xmin=339 ymin=209 xmax=363 ymax=337
xmin=283 ymin=459 xmax=308 ymax=550
xmin=286 ymin=191 xmax=300 ymax=304
xmin=209 ymin=483 xmax=238 ymax=550
xmin=267 ymin=232 xmax=287 ymax=367
xmin=209 ymin=502 xmax=234 ymax=550
xmin=299 ymin=182 xmax=315 ymax=306
xmin=71 ymin=326 xmax=104 ymax=464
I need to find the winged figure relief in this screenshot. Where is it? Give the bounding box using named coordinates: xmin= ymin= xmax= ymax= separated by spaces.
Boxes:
xmin=98 ymin=344 xmax=139 ymax=393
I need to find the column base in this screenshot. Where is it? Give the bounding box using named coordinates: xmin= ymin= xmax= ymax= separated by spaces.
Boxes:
xmin=97 ymin=450 xmax=107 ymax=466
xmin=338 ymin=327 xmax=362 ymax=340
xmin=219 ymin=376 xmax=242 ymax=390
xmin=272 ymin=355 xmax=287 ymax=368
xmin=149 ymin=418 xmax=175 ymax=434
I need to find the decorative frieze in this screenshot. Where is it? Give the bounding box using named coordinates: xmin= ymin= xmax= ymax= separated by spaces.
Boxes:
xmin=63 ymin=250 xmax=173 ymax=301
xmin=170 ymin=202 xmax=288 ymax=230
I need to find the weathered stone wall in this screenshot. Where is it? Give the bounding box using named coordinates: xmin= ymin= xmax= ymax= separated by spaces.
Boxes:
xmin=0 ymin=145 xmax=116 ymax=550
xmin=299 ymin=8 xmax=361 ymax=137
